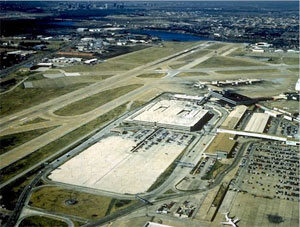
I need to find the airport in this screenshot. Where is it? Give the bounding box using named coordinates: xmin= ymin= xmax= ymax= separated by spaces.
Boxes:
xmin=1 ymin=33 xmax=298 ymax=226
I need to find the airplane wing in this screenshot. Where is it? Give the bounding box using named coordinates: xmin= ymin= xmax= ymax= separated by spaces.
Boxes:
xmin=221 ymin=221 xmax=231 ymax=225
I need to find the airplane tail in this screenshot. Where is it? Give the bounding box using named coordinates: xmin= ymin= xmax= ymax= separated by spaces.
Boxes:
xmin=233 ymin=218 xmax=239 ymax=223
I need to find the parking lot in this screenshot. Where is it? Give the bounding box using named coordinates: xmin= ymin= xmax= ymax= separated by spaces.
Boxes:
xmin=50 ymin=127 xmax=194 ymax=194
xmin=276 ymin=119 xmax=299 ymax=138
xmin=222 ymin=142 xmax=299 ymax=227
xmin=237 ymin=143 xmax=299 ymax=201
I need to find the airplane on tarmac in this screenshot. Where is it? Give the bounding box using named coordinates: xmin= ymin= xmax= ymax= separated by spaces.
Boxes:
xmin=220 ymin=212 xmax=239 ymax=227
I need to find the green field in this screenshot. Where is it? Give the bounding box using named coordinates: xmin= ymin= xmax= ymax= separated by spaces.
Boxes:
xmin=28 ymin=76 xmax=110 ymax=88
xmin=29 ymin=186 xmax=136 ymax=220
xmin=228 ymin=48 xmax=248 ymax=57
xmin=64 ymin=42 xmax=198 ymax=73
xmin=29 ymin=186 xmax=112 ymax=220
xmin=216 ymin=69 xmax=278 ymax=74
xmin=176 ymin=72 xmax=208 ymax=77
xmin=19 ymin=216 xmax=68 ymax=227
xmin=63 ymin=61 xmax=138 ymax=73
xmin=178 ymin=50 xmax=210 ymax=61
xmin=202 ymin=160 xmax=228 ymax=180
xmin=54 ymin=84 xmax=142 ymax=116
xmin=205 ymin=43 xmax=226 ymax=50
xmin=137 ymin=73 xmax=165 ymax=78
xmin=193 ymin=56 xmax=265 ymax=68
xmin=0 ymin=84 xmax=89 ymax=117
xmin=0 ymin=174 xmax=36 ymax=210
xmin=1 ymin=103 xmax=129 ymax=182
xmin=288 ymin=68 xmax=299 ymax=73
xmin=268 ymin=56 xmax=299 ymax=65
xmin=22 ymin=117 xmax=49 ymax=125
xmin=169 ymin=62 xmax=187 ymax=69
xmin=114 ymin=42 xmax=198 ymax=65
xmin=0 ymin=126 xmax=57 ymax=155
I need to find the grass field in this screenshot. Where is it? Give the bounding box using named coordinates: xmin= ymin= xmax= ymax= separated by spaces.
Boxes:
xmin=54 ymin=84 xmax=142 ymax=116
xmin=178 ymin=50 xmax=210 ymax=61
xmin=193 ymin=56 xmax=265 ymax=68
xmin=110 ymin=199 xmax=137 ymax=214
xmin=64 ymin=42 xmax=198 ymax=73
xmin=29 ymin=186 xmax=112 ymax=220
xmin=0 ymin=173 xmax=36 ymax=210
xmin=0 ymin=84 xmax=89 ymax=117
xmin=288 ymin=68 xmax=299 ymax=73
xmin=212 ymin=183 xmax=228 ymax=207
xmin=0 ymin=126 xmax=57 ymax=156
xmin=216 ymin=69 xmax=278 ymax=74
xmin=268 ymin=56 xmax=299 ymax=65
xmin=29 ymin=186 xmax=137 ymax=221
xmin=1 ymin=103 xmax=128 ymax=183
xmin=0 ymin=71 xmax=34 ymax=92
xmin=22 ymin=117 xmax=49 ymax=125
xmin=202 ymin=160 xmax=228 ymax=180
xmin=176 ymin=72 xmax=208 ymax=77
xmin=114 ymin=42 xmax=198 ymax=65
xmin=128 ymin=100 xmax=146 ymax=111
xmin=63 ymin=61 xmax=137 ymax=73
xmin=19 ymin=216 xmax=68 ymax=227
xmin=228 ymin=48 xmax=248 ymax=57
xmin=137 ymin=73 xmax=165 ymax=78
xmin=205 ymin=43 xmax=226 ymax=50
xmin=169 ymin=62 xmax=187 ymax=69
xmin=28 ymin=76 xmax=110 ymax=88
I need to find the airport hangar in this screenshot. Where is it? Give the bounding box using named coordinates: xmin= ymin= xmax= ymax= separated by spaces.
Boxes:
xmin=125 ymin=98 xmax=213 ymax=131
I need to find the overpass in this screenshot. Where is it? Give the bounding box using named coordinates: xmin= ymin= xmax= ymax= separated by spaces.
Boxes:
xmin=216 ymin=128 xmax=299 ymax=146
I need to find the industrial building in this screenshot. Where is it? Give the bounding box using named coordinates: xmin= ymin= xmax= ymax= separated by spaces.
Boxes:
xmin=221 ymin=105 xmax=248 ymax=129
xmin=204 ymin=133 xmax=236 ymax=159
xmin=125 ymin=98 xmax=212 ymax=131
xmin=210 ymin=90 xmax=256 ymax=106
xmin=244 ymin=113 xmax=270 ymax=133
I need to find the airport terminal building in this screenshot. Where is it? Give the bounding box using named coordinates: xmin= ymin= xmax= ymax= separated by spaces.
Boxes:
xmin=125 ymin=98 xmax=212 ymax=131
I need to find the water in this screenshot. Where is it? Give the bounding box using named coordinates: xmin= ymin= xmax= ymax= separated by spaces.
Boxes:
xmin=128 ymin=29 xmax=214 ymax=42
xmin=38 ymin=21 xmax=77 ymax=27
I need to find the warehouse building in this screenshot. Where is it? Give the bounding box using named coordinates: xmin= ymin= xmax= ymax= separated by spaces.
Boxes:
xmin=244 ymin=113 xmax=270 ymax=133
xmin=204 ymin=133 xmax=236 ymax=159
xmin=125 ymin=99 xmax=212 ymax=131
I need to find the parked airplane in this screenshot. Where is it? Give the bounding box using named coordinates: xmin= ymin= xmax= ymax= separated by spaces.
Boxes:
xmin=221 ymin=212 xmax=239 ymax=227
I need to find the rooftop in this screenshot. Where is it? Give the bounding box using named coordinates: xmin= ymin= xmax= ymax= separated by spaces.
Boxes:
xmin=205 ymin=133 xmax=236 ymax=155
xmin=221 ymin=105 xmax=248 ymax=129
xmin=244 ymin=113 xmax=270 ymax=133
xmin=127 ymin=99 xmax=209 ymax=128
